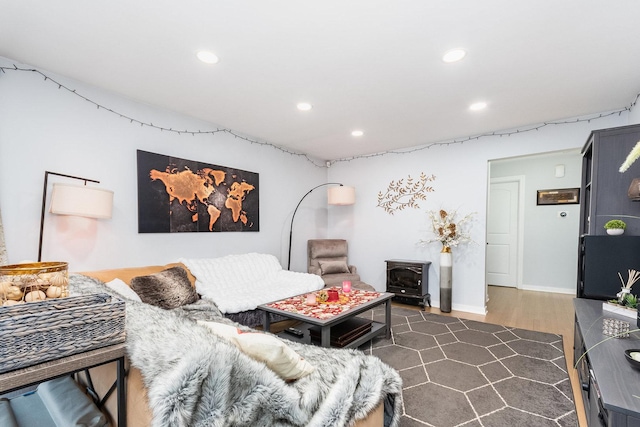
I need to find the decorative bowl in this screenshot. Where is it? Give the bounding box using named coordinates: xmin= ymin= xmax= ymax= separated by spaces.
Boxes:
xmin=0 ymin=262 xmax=69 ymax=306
xmin=624 ymin=349 xmax=640 ymax=369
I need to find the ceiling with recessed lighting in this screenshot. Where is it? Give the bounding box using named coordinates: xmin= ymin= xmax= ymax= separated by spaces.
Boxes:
xmin=1 ymin=1 xmax=639 ymax=161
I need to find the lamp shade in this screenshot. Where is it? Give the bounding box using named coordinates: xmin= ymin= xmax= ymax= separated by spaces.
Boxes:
xmin=50 ymin=183 xmax=114 ymax=219
xmin=328 ymin=186 xmax=355 ymax=205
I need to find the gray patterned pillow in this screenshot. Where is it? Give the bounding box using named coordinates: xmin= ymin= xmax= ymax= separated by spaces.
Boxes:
xmin=130 ymin=266 xmax=199 ymax=309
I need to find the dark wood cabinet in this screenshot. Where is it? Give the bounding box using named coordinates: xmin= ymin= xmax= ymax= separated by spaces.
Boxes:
xmin=575 ymin=125 xmax=640 ymax=425
xmin=385 ymin=259 xmax=431 ymax=310
xmin=574 ymin=299 xmax=640 ymax=426
xmin=580 ymin=124 xmax=640 ymax=236
xmin=578 ymin=236 xmax=640 ymax=299
xmin=578 ymin=124 xmax=640 ymax=298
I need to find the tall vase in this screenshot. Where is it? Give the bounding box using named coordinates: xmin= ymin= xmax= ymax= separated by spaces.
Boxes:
xmin=439 ymin=245 xmax=452 ymax=313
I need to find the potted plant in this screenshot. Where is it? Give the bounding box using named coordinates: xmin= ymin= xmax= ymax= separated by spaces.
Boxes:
xmin=604 ymin=219 xmax=626 ymax=235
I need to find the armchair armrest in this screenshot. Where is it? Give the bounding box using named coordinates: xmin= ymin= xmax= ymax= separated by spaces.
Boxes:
xmin=349 ymin=265 xmax=358 ymax=275
xmin=309 ymin=266 xmax=322 ymax=276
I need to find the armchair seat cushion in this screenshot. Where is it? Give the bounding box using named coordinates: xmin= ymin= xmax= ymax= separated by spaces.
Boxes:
xmin=321 ymin=280 xmax=375 ymax=291
xmin=351 ymin=281 xmax=376 ymax=292
xmin=321 ymin=273 xmax=362 ymax=287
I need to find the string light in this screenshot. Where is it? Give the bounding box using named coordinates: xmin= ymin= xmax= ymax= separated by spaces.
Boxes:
xmin=328 ymin=96 xmax=640 ymax=166
xmin=0 ymin=65 xmax=326 ymax=167
xmin=1 ymin=64 xmax=639 ymax=168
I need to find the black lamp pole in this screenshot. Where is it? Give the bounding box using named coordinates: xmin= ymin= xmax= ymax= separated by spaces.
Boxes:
xmin=287 ymin=183 xmax=343 ymax=270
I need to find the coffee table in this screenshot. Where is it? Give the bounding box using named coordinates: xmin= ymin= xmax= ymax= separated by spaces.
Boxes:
xmin=258 ymin=288 xmax=393 ymax=348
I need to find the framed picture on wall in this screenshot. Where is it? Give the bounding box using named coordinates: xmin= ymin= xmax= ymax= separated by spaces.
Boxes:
xmin=536 ymin=188 xmax=580 ymax=205
xmin=136 ymin=150 xmax=260 ymax=233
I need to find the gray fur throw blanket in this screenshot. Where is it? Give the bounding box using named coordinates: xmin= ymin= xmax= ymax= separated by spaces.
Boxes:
xmin=69 ymin=274 xmax=402 ymax=427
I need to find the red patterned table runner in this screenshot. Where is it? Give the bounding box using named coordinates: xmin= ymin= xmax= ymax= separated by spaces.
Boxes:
xmin=265 ymin=287 xmax=381 ymax=320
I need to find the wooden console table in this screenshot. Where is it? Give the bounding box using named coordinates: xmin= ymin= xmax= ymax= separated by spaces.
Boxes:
xmin=574 ymin=298 xmax=640 ymax=426
xmin=0 ymin=343 xmax=127 ymax=427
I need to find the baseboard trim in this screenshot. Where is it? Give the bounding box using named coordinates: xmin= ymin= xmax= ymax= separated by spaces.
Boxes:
xmin=450 ymin=303 xmax=487 ymax=315
xmin=520 ymin=284 xmax=575 ymax=295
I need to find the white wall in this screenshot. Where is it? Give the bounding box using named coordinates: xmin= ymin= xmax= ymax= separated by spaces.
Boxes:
xmin=328 ymin=114 xmax=628 ymax=314
xmin=490 ymin=150 xmax=582 ymax=294
xmin=0 ymin=57 xmax=327 ymax=272
xmin=1 ymin=54 xmax=638 ymax=315
xmin=629 ymin=101 xmax=640 ymax=125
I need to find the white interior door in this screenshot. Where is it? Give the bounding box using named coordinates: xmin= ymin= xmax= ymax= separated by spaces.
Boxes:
xmin=486 ymin=179 xmax=520 ymax=287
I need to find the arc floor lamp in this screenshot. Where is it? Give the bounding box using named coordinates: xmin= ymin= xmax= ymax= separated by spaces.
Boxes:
xmin=287 ymin=183 xmax=355 ymax=270
xmin=38 ymin=171 xmax=114 ymax=262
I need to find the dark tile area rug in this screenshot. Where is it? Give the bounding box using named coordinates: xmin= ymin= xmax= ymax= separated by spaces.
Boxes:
xmin=358 ymin=307 xmax=577 ymax=427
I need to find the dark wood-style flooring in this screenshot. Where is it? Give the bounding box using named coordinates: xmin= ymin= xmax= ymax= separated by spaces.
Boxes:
xmin=399 ymin=285 xmax=585 ymax=426
xmin=269 ymin=285 xmax=585 ymax=426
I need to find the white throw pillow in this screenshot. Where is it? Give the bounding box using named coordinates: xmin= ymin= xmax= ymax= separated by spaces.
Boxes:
xmin=105 ymin=278 xmax=142 ymax=302
xmin=197 ymin=320 xmax=314 ymax=380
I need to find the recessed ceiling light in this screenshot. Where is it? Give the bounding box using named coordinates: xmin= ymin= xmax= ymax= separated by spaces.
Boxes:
xmin=469 ymin=101 xmax=487 ymax=111
xmin=297 ymin=102 xmax=313 ymax=111
xmin=351 ymin=130 xmax=364 ymax=137
xmin=442 ymin=48 xmax=466 ymax=63
xmin=197 ymin=50 xmax=219 ymax=64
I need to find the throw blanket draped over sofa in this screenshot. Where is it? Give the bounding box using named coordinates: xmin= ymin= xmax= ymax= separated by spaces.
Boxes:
xmin=179 ymin=253 xmax=325 ymax=314
xmin=69 ymin=274 xmax=402 ymax=427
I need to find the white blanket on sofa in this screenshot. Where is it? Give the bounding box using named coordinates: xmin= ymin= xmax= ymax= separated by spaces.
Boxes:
xmin=179 ymin=253 xmax=324 ymax=314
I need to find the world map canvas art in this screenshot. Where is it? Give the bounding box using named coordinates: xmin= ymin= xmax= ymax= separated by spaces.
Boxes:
xmin=137 ymin=150 xmax=259 ymax=233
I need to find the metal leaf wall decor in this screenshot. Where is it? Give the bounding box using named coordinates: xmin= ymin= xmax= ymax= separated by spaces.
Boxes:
xmin=377 ymin=172 xmax=436 ymax=215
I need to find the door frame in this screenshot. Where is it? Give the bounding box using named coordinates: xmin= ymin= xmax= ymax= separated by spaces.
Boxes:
xmin=486 ymin=175 xmax=525 ymax=296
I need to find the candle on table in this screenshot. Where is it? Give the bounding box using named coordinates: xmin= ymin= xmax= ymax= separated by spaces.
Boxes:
xmin=327 ymin=289 xmax=339 ymax=301
xmin=342 ymin=280 xmax=352 ymax=293
xmin=306 ymin=293 xmax=317 ymax=305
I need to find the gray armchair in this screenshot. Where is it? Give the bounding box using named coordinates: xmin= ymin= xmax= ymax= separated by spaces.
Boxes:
xmin=307 ymin=239 xmax=361 ymax=286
